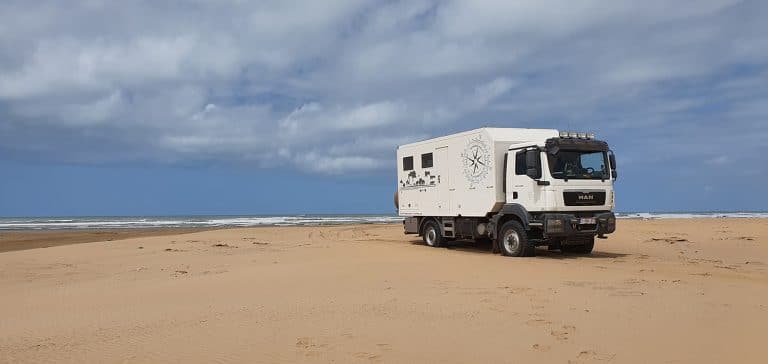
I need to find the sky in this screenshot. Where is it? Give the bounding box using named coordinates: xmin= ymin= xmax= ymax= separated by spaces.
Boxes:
xmin=1 ymin=0 xmax=767 ymax=216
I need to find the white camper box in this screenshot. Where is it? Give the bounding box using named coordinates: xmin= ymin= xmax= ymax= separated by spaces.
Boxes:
xmin=397 ymin=128 xmax=559 ymax=217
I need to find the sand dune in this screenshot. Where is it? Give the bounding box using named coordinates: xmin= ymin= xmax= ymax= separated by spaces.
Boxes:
xmin=1 ymin=219 xmax=766 ymax=363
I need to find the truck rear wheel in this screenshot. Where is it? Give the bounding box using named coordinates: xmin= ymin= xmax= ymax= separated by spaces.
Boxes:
xmin=562 ymin=236 xmax=595 ymax=254
xmin=499 ymin=220 xmax=534 ymax=257
xmin=423 ymin=220 xmax=443 ymax=248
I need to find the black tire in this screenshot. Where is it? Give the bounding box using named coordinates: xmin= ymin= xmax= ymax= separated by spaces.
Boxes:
xmin=498 ymin=220 xmax=534 ymax=257
xmin=562 ymin=236 xmax=595 ymax=254
xmin=422 ymin=220 xmax=443 ymax=248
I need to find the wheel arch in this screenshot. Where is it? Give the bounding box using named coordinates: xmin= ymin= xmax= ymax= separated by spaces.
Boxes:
xmin=488 ymin=204 xmax=530 ymax=239
xmin=418 ymin=217 xmax=439 ymax=236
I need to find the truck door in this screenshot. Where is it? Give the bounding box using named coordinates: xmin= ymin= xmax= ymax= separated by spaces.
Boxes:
xmin=435 ymin=146 xmax=450 ymax=214
xmin=507 ymin=149 xmax=537 ymax=210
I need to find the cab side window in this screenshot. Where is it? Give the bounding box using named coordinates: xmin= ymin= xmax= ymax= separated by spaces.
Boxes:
xmin=515 ymin=150 xmax=527 ymax=175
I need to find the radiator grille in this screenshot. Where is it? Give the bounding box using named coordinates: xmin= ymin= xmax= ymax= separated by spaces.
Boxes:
xmin=563 ymin=191 xmax=606 ymax=206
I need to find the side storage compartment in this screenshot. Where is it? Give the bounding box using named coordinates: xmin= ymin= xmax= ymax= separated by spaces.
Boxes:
xmin=403 ymin=217 xmax=419 ymax=234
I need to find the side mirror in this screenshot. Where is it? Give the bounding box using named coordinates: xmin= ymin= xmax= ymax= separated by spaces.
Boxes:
xmin=608 ymin=150 xmax=617 ymax=180
xmin=525 ymin=149 xmax=542 ymax=180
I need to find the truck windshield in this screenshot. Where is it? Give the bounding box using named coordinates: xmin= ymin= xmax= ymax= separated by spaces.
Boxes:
xmin=547 ymin=150 xmax=608 ymax=180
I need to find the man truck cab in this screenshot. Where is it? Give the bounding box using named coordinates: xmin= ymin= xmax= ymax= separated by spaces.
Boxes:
xmin=397 ymin=128 xmax=617 ymax=257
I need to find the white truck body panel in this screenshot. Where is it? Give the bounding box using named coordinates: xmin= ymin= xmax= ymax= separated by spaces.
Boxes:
xmin=397 ymin=128 xmax=561 ymax=217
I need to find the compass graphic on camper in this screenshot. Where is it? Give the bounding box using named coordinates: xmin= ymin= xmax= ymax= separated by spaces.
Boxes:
xmin=461 ymin=136 xmax=492 ymax=186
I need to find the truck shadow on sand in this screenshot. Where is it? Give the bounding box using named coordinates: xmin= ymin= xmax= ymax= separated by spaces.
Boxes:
xmin=410 ymin=239 xmax=629 ymax=259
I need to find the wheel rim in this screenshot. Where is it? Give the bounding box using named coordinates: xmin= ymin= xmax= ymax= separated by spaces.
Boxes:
xmin=503 ymin=230 xmax=520 ymax=254
xmin=426 ymin=228 xmax=436 ymax=246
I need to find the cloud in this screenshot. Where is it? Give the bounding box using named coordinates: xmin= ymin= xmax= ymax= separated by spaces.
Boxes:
xmin=280 ymin=100 xmax=408 ymax=133
xmin=0 ymin=0 xmax=766 ymax=179
xmin=294 ymin=152 xmax=386 ymax=174
xmin=469 ymin=77 xmax=517 ymax=108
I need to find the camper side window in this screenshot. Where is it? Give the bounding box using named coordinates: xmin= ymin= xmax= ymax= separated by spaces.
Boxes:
xmin=402 ymin=156 xmax=414 ymax=171
xmin=515 ymin=150 xmax=527 ymax=175
xmin=421 ymin=153 xmax=433 ymax=168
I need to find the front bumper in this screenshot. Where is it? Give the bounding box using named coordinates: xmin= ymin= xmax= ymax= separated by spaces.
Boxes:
xmin=542 ymin=212 xmax=616 ymax=237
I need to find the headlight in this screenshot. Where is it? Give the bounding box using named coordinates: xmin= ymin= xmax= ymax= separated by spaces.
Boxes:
xmin=476 ymin=223 xmax=488 ymax=236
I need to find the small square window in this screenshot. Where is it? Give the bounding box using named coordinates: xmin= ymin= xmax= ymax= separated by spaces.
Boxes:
xmin=421 ymin=153 xmax=433 ymax=168
xmin=402 ymin=156 xmax=414 ymax=171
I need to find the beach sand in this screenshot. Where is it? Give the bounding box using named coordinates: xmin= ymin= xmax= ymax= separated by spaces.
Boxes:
xmin=0 ymin=228 xmax=215 ymax=253
xmin=1 ymin=219 xmax=766 ymax=363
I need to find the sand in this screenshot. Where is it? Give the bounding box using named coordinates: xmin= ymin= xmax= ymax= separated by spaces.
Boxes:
xmin=0 ymin=228 xmax=215 ymax=253
xmin=0 ymin=219 xmax=766 ymax=363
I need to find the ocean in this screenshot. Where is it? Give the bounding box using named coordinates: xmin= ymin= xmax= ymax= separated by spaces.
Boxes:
xmin=0 ymin=212 xmax=766 ymax=230
xmin=0 ymin=215 xmax=404 ymax=230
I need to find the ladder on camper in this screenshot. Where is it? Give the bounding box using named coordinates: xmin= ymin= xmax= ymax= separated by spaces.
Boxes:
xmin=442 ymin=218 xmax=455 ymax=238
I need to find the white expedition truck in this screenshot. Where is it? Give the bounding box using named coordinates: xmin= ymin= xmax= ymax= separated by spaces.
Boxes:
xmin=396 ymin=127 xmax=617 ymax=257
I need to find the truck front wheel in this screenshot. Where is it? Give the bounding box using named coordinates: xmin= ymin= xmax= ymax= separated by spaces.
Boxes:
xmin=499 ymin=220 xmax=534 ymax=257
xmin=423 ymin=220 xmax=443 ymax=248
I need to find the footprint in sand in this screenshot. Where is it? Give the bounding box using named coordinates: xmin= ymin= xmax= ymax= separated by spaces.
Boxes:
xmin=376 ymin=343 xmax=392 ymax=352
xmin=690 ymin=272 xmax=711 ymax=277
xmin=623 ymin=278 xmax=646 ymax=284
xmin=295 ymin=337 xmax=329 ymax=357
xmin=714 ymin=264 xmax=737 ymax=270
xmin=295 ymin=337 xmax=312 ymax=348
xmin=201 ymin=269 xmax=228 ymax=275
xmin=212 ymin=243 xmax=237 ymax=248
xmin=526 ymin=318 xmax=551 ymax=327
xmin=576 ymin=349 xmax=617 ymax=362
xmin=647 ymin=236 xmax=689 ymax=244
xmin=550 ymin=325 xmax=576 ymax=341
xmin=171 ymin=270 xmax=188 ymax=277
xmin=499 ymin=286 xmax=532 ymax=294
xmin=352 ymin=352 xmax=382 ymax=362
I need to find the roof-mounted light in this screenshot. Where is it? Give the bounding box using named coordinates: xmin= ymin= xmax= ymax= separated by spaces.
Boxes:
xmin=559 ymin=131 xmax=596 ymax=139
